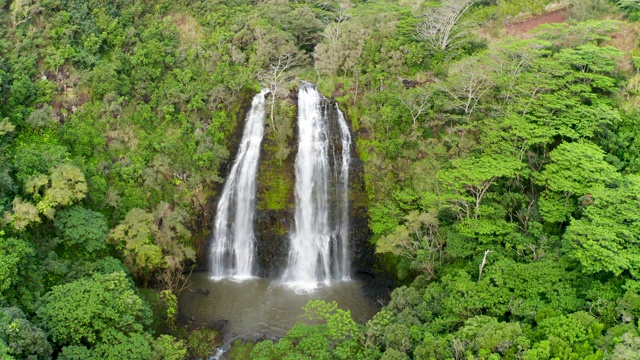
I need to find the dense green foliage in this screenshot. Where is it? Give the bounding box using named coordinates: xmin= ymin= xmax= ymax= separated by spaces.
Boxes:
xmin=2 ymin=0 xmax=640 ymax=358
xmin=0 ymin=0 xmax=253 ymax=356
xmin=250 ymin=0 xmax=640 ymax=359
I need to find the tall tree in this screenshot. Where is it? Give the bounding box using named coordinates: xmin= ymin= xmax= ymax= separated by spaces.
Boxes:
xmin=0 ymin=307 xmax=52 ymax=360
xmin=256 ymin=51 xmax=302 ymax=130
xmin=36 ymin=272 xmax=151 ymax=350
xmin=564 ymin=175 xmax=640 ymax=277
xmin=416 ymin=0 xmax=478 ymax=52
xmin=536 ymin=141 xmax=619 ymax=223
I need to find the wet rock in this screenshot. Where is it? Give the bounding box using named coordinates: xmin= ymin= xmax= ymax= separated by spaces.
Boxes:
xmin=254 ymin=209 xmax=292 ymax=278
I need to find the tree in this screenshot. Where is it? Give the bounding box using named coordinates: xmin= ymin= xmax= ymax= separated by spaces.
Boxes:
xmin=251 ymin=300 xmax=364 ymax=360
xmin=440 ymin=55 xmax=494 ymax=117
xmin=611 ymin=332 xmax=640 ymax=360
xmin=439 ymin=154 xmax=523 ymax=221
xmin=255 ymin=51 xmax=302 ymax=130
xmin=0 ymin=307 xmax=52 ymax=360
xmin=24 ymin=164 xmax=88 ymax=220
xmin=564 ymin=175 xmax=640 ymax=277
xmin=321 ymin=0 xmax=353 ymax=46
xmin=536 ymin=141 xmax=619 ymax=223
xmin=479 ymin=259 xmax=582 ymax=320
xmin=10 ymin=0 xmax=42 ymax=27
xmin=152 ymin=202 xmax=195 ymax=293
xmin=488 ymin=39 xmax=554 ymax=113
xmin=313 ymin=19 xmax=369 ymax=77
xmin=150 ymin=335 xmax=187 ymax=360
xmin=416 ymin=0 xmax=478 ymax=52
xmin=528 ymin=312 xmax=604 ymax=359
xmin=3 ymin=198 xmax=40 ymax=231
xmin=58 ymin=345 xmax=93 ymax=360
xmin=0 ymin=119 xmax=15 ymax=136
xmin=617 ymin=0 xmax=640 ymax=10
xmin=531 ymin=20 xmax=619 ymax=47
xmin=452 ymin=316 xmax=527 ymax=358
xmin=398 ymin=87 xmax=431 ymax=129
xmin=364 ymin=285 xmax=427 ymax=355
xmin=377 ymin=210 xmax=444 ymax=279
xmin=12 ymin=143 xmax=69 ymax=186
xmin=258 ymin=1 xmax=324 ymax=52
xmin=54 ymin=206 xmax=108 ymax=257
xmin=26 ymin=105 xmax=55 ymax=128
xmin=36 ymin=271 xmax=151 ymax=348
xmin=381 ymin=349 xmax=410 ymax=360
xmin=0 ymin=232 xmax=37 ymax=309
xmin=108 ymin=209 xmax=163 ymax=287
xmin=109 ymin=204 xmax=195 ymax=290
xmin=92 ymin=332 xmax=151 ymax=360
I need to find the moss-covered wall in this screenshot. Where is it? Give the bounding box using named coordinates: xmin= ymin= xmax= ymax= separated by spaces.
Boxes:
xmin=253 ymin=93 xmax=297 ymax=278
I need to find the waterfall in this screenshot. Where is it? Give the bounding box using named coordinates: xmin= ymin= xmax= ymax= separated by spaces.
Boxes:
xmin=282 ymin=83 xmax=352 ymax=290
xmin=335 ymin=106 xmax=351 ymax=280
xmin=210 ymin=90 xmax=268 ymax=280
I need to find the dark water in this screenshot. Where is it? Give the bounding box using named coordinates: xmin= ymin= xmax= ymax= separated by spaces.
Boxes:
xmin=179 ymin=272 xmax=381 ymax=339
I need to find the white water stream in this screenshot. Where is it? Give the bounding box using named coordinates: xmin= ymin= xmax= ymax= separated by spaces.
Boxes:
xmin=282 ymin=83 xmax=352 ymax=290
xmin=209 ymin=90 xmax=268 ymax=280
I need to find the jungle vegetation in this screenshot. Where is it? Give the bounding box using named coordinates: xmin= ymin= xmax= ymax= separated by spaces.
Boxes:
xmin=2 ymin=0 xmax=640 ymax=359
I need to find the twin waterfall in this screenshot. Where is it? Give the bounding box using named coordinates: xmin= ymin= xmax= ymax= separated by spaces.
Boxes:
xmin=209 ymin=84 xmax=352 ymax=289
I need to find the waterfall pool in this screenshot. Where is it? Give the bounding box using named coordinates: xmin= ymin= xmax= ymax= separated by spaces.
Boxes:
xmin=178 ymin=272 xmax=381 ymax=339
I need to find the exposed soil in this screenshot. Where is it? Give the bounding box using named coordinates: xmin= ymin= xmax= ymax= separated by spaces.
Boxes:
xmin=505 ymin=8 xmax=567 ymax=35
xmin=167 ymin=12 xmax=204 ymax=49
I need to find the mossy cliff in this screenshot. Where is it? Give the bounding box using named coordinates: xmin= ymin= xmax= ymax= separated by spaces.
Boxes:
xmin=254 ymin=93 xmax=297 ymax=278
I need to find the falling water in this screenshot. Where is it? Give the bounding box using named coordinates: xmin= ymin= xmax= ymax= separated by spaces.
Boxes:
xmin=282 ymin=83 xmax=352 ymax=290
xmin=335 ymin=106 xmax=351 ymax=280
xmin=210 ymin=90 xmax=268 ymax=280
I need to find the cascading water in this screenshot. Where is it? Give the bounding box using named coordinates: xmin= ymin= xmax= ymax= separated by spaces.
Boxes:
xmin=282 ymin=83 xmax=352 ymax=290
xmin=334 ymin=107 xmax=351 ymax=279
xmin=210 ymin=90 xmax=268 ymax=280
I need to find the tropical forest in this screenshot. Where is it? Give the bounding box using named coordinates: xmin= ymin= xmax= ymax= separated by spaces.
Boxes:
xmin=2 ymin=0 xmax=640 ymax=359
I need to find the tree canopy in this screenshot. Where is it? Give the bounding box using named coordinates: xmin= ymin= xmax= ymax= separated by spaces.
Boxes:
xmin=2 ymin=0 xmax=640 ymax=359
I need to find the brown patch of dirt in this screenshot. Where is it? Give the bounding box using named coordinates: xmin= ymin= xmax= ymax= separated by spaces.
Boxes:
xmin=609 ymin=22 xmax=639 ymax=53
xmin=167 ymin=13 xmax=203 ymax=49
xmin=505 ymin=8 xmax=568 ymax=35
xmin=609 ymin=22 xmax=640 ymax=73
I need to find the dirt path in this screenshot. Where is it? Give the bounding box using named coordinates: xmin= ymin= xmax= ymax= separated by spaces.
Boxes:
xmin=505 ymin=9 xmax=567 ymax=35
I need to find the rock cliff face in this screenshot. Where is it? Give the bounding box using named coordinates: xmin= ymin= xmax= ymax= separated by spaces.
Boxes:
xmin=346 ymin=152 xmax=377 ymax=276
xmin=254 ymin=208 xmax=294 ymax=278
xmin=202 ymin=87 xmax=376 ymax=279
